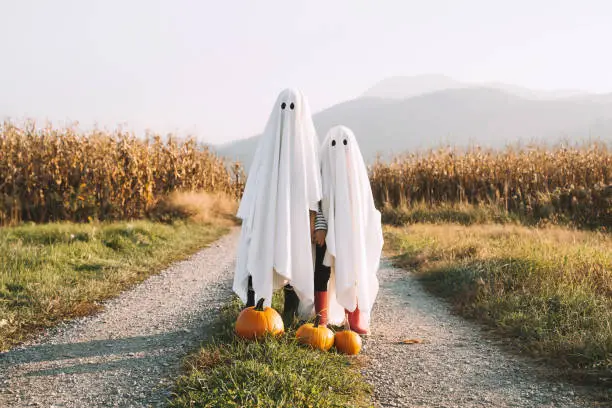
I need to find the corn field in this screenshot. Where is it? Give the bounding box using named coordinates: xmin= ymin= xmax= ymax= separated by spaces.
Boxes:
xmin=0 ymin=122 xmax=244 ymax=225
xmin=3 ymin=120 xmax=611 ymax=228
xmin=370 ymin=144 xmax=612 ymax=228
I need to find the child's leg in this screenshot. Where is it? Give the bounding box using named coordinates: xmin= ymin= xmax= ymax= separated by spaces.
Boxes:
xmin=314 ymin=243 xmax=331 ymax=290
xmin=314 ymin=243 xmax=331 ymax=325
xmin=282 ymin=284 xmax=300 ymax=328
xmin=246 ymin=276 xmax=255 ymax=308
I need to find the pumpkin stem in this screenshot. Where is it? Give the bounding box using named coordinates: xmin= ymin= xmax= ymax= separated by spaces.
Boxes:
xmin=313 ymin=314 xmax=321 ymax=328
xmin=255 ymin=298 xmax=265 ymax=311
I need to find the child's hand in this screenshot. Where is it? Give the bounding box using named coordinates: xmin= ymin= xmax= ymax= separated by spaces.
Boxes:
xmin=314 ymin=230 xmax=326 ymax=246
xmin=310 ymin=211 xmax=316 ymax=239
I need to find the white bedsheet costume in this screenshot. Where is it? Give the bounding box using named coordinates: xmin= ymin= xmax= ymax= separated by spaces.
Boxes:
xmin=233 ymin=89 xmax=321 ymax=316
xmin=320 ymin=126 xmax=383 ymax=329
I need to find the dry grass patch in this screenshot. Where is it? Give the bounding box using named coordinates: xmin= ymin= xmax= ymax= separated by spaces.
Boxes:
xmin=386 ymin=223 xmax=612 ymax=385
xmin=150 ymin=191 xmax=238 ymax=226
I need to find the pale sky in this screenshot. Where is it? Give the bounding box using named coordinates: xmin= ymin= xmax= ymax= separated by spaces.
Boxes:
xmin=1 ymin=1 xmax=611 ymax=144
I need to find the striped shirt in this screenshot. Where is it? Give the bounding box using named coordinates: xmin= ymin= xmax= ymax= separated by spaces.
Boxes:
xmin=314 ymin=202 xmax=328 ymax=231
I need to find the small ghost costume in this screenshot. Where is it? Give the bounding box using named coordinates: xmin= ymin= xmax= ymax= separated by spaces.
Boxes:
xmin=320 ymin=126 xmax=383 ymax=330
xmin=233 ymin=89 xmax=322 ymax=316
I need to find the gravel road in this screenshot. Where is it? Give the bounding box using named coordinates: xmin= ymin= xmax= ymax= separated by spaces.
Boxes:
xmin=0 ymin=230 xmax=239 ymax=408
xmin=360 ymin=262 xmax=604 ymax=408
xmin=1 ymin=230 xmax=606 ymax=408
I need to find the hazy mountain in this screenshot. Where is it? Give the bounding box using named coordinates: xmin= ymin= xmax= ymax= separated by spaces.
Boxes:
xmin=362 ymin=75 xmax=591 ymax=101
xmin=361 ymin=74 xmax=467 ymax=99
xmin=217 ymin=84 xmax=612 ymax=171
xmin=481 ymin=82 xmax=589 ymax=100
xmin=563 ymin=92 xmax=612 ymax=103
xmin=216 ymin=135 xmax=261 ymax=167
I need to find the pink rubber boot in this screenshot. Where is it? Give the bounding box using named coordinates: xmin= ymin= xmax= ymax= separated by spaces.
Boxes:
xmin=314 ymin=291 xmax=329 ymax=326
xmin=346 ymin=306 xmax=370 ymax=335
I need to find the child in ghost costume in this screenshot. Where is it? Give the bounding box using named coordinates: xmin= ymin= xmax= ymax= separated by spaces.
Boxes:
xmin=316 ymin=125 xmax=383 ymax=334
xmin=233 ymin=88 xmax=322 ymax=328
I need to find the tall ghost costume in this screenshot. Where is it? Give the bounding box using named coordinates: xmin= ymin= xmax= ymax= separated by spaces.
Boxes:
xmin=233 ymin=89 xmax=322 ymax=325
xmin=319 ymin=126 xmax=383 ymax=334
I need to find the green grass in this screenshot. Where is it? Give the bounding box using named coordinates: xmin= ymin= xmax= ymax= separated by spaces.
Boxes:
xmin=386 ymin=223 xmax=612 ymax=385
xmin=0 ymin=220 xmax=228 ymax=350
xmin=171 ymin=296 xmax=372 ymax=408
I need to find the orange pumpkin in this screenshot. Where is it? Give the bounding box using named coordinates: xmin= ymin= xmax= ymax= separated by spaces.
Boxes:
xmin=235 ymin=298 xmax=284 ymax=340
xmin=334 ymin=328 xmax=362 ymax=355
xmin=295 ymin=314 xmax=335 ymax=351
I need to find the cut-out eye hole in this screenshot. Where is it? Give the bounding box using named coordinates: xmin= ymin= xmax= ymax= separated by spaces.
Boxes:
xmin=331 ymin=140 xmax=336 ymax=147
xmin=290 ymin=102 xmax=295 ymax=110
xmin=281 ymin=102 xmax=286 ymax=110
xmin=343 ymin=139 xmax=347 ymax=145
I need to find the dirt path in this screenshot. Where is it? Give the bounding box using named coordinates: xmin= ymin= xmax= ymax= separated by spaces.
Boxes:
xmin=361 ymin=262 xmax=603 ymax=408
xmin=0 ymin=230 xmax=239 ymax=408
xmin=1 ymin=235 xmax=605 ymax=408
